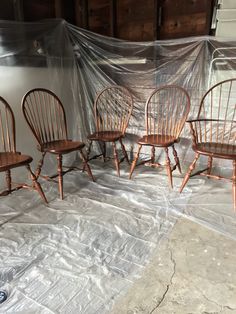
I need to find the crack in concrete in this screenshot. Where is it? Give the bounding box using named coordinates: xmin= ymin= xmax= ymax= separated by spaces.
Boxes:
xmin=149 ymin=246 xmax=176 ymax=314
xmin=201 ymin=291 xmax=236 ymax=312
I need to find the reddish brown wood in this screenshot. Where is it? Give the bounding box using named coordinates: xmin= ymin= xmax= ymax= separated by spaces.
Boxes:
xmin=57 ymin=154 xmax=63 ymax=199
xmin=0 ymin=97 xmax=47 ymax=202
xmin=129 ymin=144 xmax=142 ymax=179
xmin=158 ymin=0 xmax=214 ymax=39
xmin=86 ymin=85 xmax=133 ymax=176
xmin=233 ymin=160 xmax=236 ymax=211
xmin=180 ymin=79 xmax=236 ymax=209
xmin=164 ymin=147 xmax=172 ymax=188
xmin=129 ymin=85 xmax=190 ymax=186
xmin=112 ymin=141 xmax=120 ymax=177
xmin=22 ymin=88 xmax=94 ymax=199
xmin=6 ymin=169 xmax=11 ymax=192
xmin=172 ymin=145 xmax=181 ymax=174
xmin=180 ymin=153 xmax=200 ymax=193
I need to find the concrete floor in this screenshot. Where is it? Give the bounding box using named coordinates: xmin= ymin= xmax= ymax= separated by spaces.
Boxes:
xmin=111 ymin=217 xmax=236 ymax=314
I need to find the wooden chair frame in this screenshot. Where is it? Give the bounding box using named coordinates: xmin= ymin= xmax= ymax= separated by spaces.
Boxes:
xmin=86 ymin=85 xmax=133 ymax=176
xmin=180 ymin=78 xmax=236 ymax=210
xmin=22 ymin=88 xmax=94 ymax=200
xmin=129 ymin=85 xmax=191 ymax=187
xmin=0 ymin=96 xmax=47 ymax=202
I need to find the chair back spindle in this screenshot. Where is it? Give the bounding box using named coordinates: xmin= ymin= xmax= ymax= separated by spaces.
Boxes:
xmin=94 ymin=86 xmax=133 ymax=134
xmin=22 ymin=89 xmax=68 ymax=147
xmin=0 ymin=97 xmax=16 ymax=153
xmin=195 ymin=79 xmax=236 ymax=149
xmin=145 ymin=85 xmax=190 ymax=139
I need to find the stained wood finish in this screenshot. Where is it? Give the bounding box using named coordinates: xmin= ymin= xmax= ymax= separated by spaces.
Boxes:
xmin=129 ymin=85 xmax=190 ymax=187
xmin=0 ymin=96 xmax=47 ymax=202
xmin=75 ymin=0 xmax=214 ymax=40
xmin=22 ymin=88 xmax=94 ymax=199
xmin=180 ymin=79 xmax=236 ymax=210
xmin=86 ymin=85 xmax=133 ymax=176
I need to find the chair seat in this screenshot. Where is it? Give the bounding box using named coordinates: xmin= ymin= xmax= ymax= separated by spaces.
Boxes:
xmin=88 ymin=131 xmax=123 ymax=142
xmin=0 ymin=152 xmax=32 ymax=172
xmin=40 ymin=140 xmax=85 ymax=154
xmin=194 ymin=142 xmax=236 ymax=160
xmin=138 ymin=134 xmax=177 ymax=147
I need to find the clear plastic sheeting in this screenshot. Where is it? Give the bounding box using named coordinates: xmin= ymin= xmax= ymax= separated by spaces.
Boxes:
xmin=0 ymin=162 xmax=189 ymax=313
xmin=0 ymin=19 xmax=235 ymax=312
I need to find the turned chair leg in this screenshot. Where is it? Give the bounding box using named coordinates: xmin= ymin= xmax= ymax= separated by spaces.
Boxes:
xmin=102 ymin=141 xmax=106 ymax=162
xmin=233 ymin=160 xmax=236 ymax=211
xmin=207 ymin=156 xmax=213 ymax=175
xmin=83 ymin=140 xmax=92 ymax=172
xmin=151 ymin=146 xmax=155 ymax=164
xmin=164 ymin=147 xmax=173 ymax=188
xmin=119 ymin=138 xmax=129 ymax=164
xmin=57 ymin=154 xmax=63 ymax=200
xmin=35 ymin=152 xmax=46 ymax=179
xmin=79 ymin=149 xmax=95 ymax=182
xmin=180 ymin=153 xmax=200 ymax=193
xmin=172 ymin=145 xmax=181 ymax=174
xmin=129 ymin=144 xmax=142 ymax=179
xmin=112 ymin=141 xmax=120 ymax=177
xmin=6 ymin=170 xmax=11 ymax=193
xmin=26 ymin=164 xmax=48 ymax=203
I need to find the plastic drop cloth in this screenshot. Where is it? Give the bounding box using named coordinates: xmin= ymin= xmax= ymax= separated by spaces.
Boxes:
xmin=0 ymin=162 xmax=190 ymax=313
xmin=0 ymin=19 xmax=235 ymax=312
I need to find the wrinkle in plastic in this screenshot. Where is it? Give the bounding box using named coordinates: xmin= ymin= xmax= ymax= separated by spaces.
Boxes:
xmin=0 ymin=162 xmax=189 ymax=313
xmin=0 ymin=19 xmax=235 ymax=312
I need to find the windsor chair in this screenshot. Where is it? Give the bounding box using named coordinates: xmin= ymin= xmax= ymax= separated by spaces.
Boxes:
xmin=22 ymin=88 xmax=94 ymax=200
xmin=129 ymin=85 xmax=190 ymax=187
xmin=86 ymin=86 xmax=133 ymax=176
xmin=0 ymin=96 xmax=47 ymax=202
xmin=180 ymin=78 xmax=236 ymax=210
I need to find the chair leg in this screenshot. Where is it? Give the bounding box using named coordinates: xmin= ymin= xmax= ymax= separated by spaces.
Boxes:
xmin=80 ymin=149 xmax=95 ymax=182
xmin=207 ymin=156 xmax=213 ymax=175
xmin=83 ymin=140 xmax=92 ymax=172
xmin=35 ymin=152 xmax=46 ymax=179
xmin=102 ymin=142 xmax=106 ymax=162
xmin=112 ymin=141 xmax=120 ymax=177
xmin=119 ymin=138 xmax=129 ymax=164
xmin=233 ymin=160 xmax=236 ymax=211
xmin=151 ymin=146 xmax=155 ymax=164
xmin=26 ymin=164 xmax=48 ymax=203
xmin=164 ymin=147 xmax=173 ymax=188
xmin=129 ymin=144 xmax=142 ymax=179
xmin=180 ymin=153 xmax=200 ymax=193
xmin=57 ymin=154 xmax=63 ymax=200
xmin=6 ymin=170 xmax=11 ymax=193
xmin=172 ymin=145 xmax=181 ymax=174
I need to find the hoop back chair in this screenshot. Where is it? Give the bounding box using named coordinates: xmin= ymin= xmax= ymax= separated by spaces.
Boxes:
xmin=22 ymin=88 xmax=94 ymax=200
xmin=86 ymin=85 xmax=133 ymax=176
xmin=0 ymin=96 xmax=47 ymax=202
xmin=129 ymin=85 xmax=191 ymax=187
xmin=180 ymin=78 xmax=236 ymax=209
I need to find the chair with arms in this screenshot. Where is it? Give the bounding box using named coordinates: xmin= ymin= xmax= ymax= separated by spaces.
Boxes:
xmin=86 ymin=85 xmax=133 ymax=176
xmin=22 ymin=88 xmax=94 ymax=200
xmin=0 ymin=96 xmax=47 ymax=202
xmin=129 ymin=85 xmax=190 ymax=187
xmin=180 ymin=78 xmax=236 ymax=210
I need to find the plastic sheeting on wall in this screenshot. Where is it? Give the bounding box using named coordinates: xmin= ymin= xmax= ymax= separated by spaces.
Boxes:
xmin=0 ymin=19 xmax=236 ymax=150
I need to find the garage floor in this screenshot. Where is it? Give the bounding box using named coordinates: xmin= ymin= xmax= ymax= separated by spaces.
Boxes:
xmin=0 ymin=158 xmax=235 ymax=313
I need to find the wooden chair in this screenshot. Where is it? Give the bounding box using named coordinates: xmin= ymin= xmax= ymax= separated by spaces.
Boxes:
xmin=0 ymin=96 xmax=47 ymax=202
xmin=86 ymin=85 xmax=133 ymax=176
xmin=180 ymin=78 xmax=236 ymax=210
xmin=129 ymin=85 xmax=190 ymax=187
xmin=22 ymin=88 xmax=94 ymax=200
